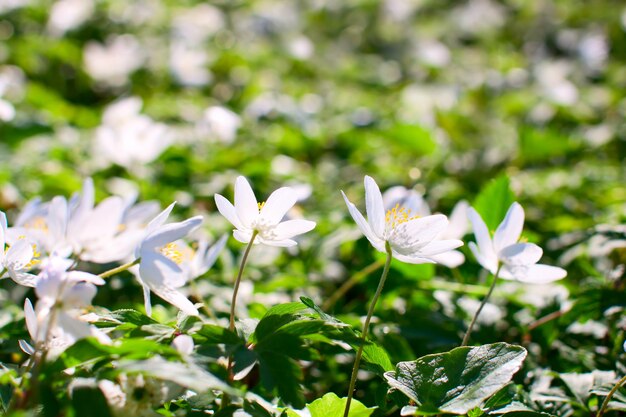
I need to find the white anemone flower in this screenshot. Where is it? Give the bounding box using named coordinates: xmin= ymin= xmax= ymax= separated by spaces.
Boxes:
xmin=342 ymin=176 xmax=463 ymax=264
xmin=136 ymin=203 xmax=203 ymax=317
xmin=214 ymin=176 xmax=316 ymax=247
xmin=0 ymin=211 xmax=38 ymax=287
xmin=467 ymin=202 xmax=567 ymax=283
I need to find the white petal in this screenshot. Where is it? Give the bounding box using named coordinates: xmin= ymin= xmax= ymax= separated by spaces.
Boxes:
xmin=9 ymin=271 xmax=38 ymax=287
xmin=77 ymin=196 xmax=125 ymax=242
xmin=416 ymin=239 xmax=464 ymax=257
xmin=172 ymin=334 xmax=194 ymax=355
xmin=234 ymin=176 xmax=258 ymax=228
xmin=493 ymin=202 xmax=524 ymax=253
xmin=48 ymin=197 xmax=68 ymax=245
xmin=149 ymin=285 xmax=199 ymax=316
xmin=257 ymin=237 xmax=297 ymax=247
xmin=24 ymin=299 xmax=37 ymax=340
xmin=341 ymin=191 xmax=384 ymax=248
xmin=0 ymin=210 xmax=6 ymax=249
xmin=467 ymin=207 xmax=498 ymax=269
xmin=392 ymin=251 xmax=436 ymax=265
xmin=502 ymin=264 xmax=567 ymax=284
xmin=469 ymin=241 xmax=498 ymax=273
xmin=273 ymin=219 xmax=316 ymax=240
xmin=429 ymin=250 xmax=465 ymax=268
xmin=382 ymin=186 xmax=430 ymax=216
xmin=499 ymin=242 xmax=542 ymax=266
xmin=364 ymin=176 xmax=385 ymax=238
xmin=391 ymin=214 xmax=448 ymax=251
xmin=145 ymin=202 xmax=176 ymax=236
xmin=260 ymin=187 xmax=297 ymax=225
xmin=215 ymin=194 xmax=244 ymax=230
xmin=196 ymin=235 xmax=228 ymax=276
xmin=142 ymin=284 xmax=152 ymax=317
xmin=19 ymin=340 xmax=35 ymax=356
xmin=143 ymin=216 xmax=203 ymax=250
xmin=233 ymin=229 xmax=254 ymax=244
xmin=140 ymin=252 xmax=185 ymax=288
xmin=6 ymin=239 xmax=34 ymax=269
xmin=442 ymin=200 xmax=469 ymax=240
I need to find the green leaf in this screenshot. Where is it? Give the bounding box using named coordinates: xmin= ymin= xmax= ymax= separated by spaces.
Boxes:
xmin=70 ymin=385 xmax=113 ymax=417
xmin=258 ymin=351 xmax=305 ymax=408
xmin=382 ymin=124 xmax=437 ymax=156
xmin=473 ymin=176 xmax=516 ymax=231
xmin=196 ymin=324 xmax=242 ymax=345
xmin=384 ymin=343 xmax=527 ymax=415
xmin=307 ymin=393 xmax=376 ymax=417
xmin=253 ymin=302 xmax=309 ymax=343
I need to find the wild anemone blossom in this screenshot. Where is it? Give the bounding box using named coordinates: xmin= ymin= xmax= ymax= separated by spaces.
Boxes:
xmin=467 ymin=202 xmax=567 ymax=283
xmin=214 ymin=176 xmax=316 ymax=247
xmin=136 ymin=203 xmax=203 ymax=317
xmin=341 ymin=176 xmax=463 ymax=264
xmin=0 ymin=211 xmax=38 ymax=287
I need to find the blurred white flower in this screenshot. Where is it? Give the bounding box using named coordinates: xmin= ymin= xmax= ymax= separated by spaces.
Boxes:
xmin=136 ymin=203 xmax=203 ymax=316
xmin=93 ymin=97 xmax=173 ymax=169
xmin=170 ymin=42 xmax=212 ymax=87
xmin=197 ymin=106 xmax=241 ymax=143
xmin=47 ymin=0 xmax=94 ymax=37
xmin=20 ymin=256 xmax=108 ymax=358
xmin=171 ymin=334 xmax=194 ymax=356
xmin=342 ymin=176 xmax=463 ymax=264
xmin=83 ymin=35 xmax=145 ymax=86
xmin=215 ymin=176 xmax=316 ymax=247
xmin=467 ymin=202 xmax=567 ymax=283
xmin=0 ymin=210 xmax=38 ymax=287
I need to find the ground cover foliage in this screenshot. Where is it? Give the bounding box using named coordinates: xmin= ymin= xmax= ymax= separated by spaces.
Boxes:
xmin=0 ymin=0 xmax=624 ymax=416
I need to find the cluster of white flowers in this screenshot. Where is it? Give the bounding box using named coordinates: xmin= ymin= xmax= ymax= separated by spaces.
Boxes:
xmin=0 ymin=174 xmax=568 ymax=367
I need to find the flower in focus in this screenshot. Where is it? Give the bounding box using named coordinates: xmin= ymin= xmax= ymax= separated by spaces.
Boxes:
xmin=382 ymin=185 xmax=469 ymax=267
xmin=342 ymin=176 xmax=463 ymax=264
xmin=0 ymin=211 xmax=38 ymax=287
xmin=467 ymin=202 xmax=567 ymax=283
xmin=136 ymin=203 xmax=203 ymax=317
xmin=214 ymin=176 xmax=316 ymax=247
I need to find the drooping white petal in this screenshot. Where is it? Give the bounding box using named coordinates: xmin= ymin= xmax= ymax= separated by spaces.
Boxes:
xmin=149 ymin=284 xmax=199 ymax=317
xmin=415 ymin=239 xmax=464 ymax=257
xmin=66 ymin=271 xmax=105 ymax=285
xmin=260 ymin=187 xmax=297 ymax=225
xmin=443 ymin=200 xmax=469 ymax=240
xmin=467 ymin=207 xmax=498 ymax=269
xmin=273 ymin=219 xmax=316 ymax=240
xmin=493 ymin=202 xmax=524 ymax=253
xmin=139 ymin=252 xmax=185 ymax=288
xmin=193 ymin=235 xmax=227 ymax=277
xmin=392 ymin=252 xmax=436 ymax=264
xmin=47 ymin=196 xmax=69 ymax=247
xmin=215 ymin=194 xmax=245 ymax=230
xmin=24 ymin=299 xmax=38 ymax=340
xmin=429 ymin=250 xmax=465 ymax=268
xmin=498 ymin=242 xmax=542 ymax=266
xmin=502 ymin=264 xmax=567 ymax=284
xmin=9 ymin=271 xmax=38 ymax=287
xmin=142 ymin=283 xmax=152 ymax=317
xmin=0 ymin=210 xmax=6 ymax=250
xmin=391 ymin=214 xmax=449 ymax=251
xmin=233 ymin=229 xmax=254 ymax=244
xmin=468 ymin=242 xmax=498 ymax=273
xmin=142 ymin=216 xmax=203 ymax=250
xmin=257 ymin=237 xmax=297 ymax=247
xmin=364 ymin=176 xmax=385 ymax=238
xmin=234 ymin=176 xmax=259 ymax=228
xmin=341 ymin=191 xmax=384 ymax=249
xmin=77 ymin=196 xmax=125 ymax=243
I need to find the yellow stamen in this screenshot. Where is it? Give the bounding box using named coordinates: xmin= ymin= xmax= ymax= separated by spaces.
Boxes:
xmin=159 ymin=243 xmax=195 ymax=265
xmin=385 ymin=203 xmax=420 ymax=229
xmin=257 ymin=201 xmax=266 ymax=212
xmin=24 ymin=216 xmax=48 ymax=233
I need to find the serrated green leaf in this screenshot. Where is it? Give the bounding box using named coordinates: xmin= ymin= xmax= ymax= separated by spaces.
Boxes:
xmin=473 ymin=176 xmax=515 ymax=231
xmin=306 ymin=393 xmax=376 ymax=417
xmin=384 ymin=343 xmax=527 ymax=415
xmin=258 ymin=351 xmax=305 ymax=408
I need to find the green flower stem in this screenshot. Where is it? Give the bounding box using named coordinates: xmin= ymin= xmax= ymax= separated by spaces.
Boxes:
xmin=343 ymin=242 xmax=393 ymax=417
xmin=98 ymin=258 xmax=141 ymax=279
xmin=322 ymin=258 xmax=385 ymax=311
xmin=229 ymin=230 xmax=258 ymax=332
xmin=597 ymin=374 xmax=626 ymax=417
xmin=0 ymin=267 xmax=7 ymax=278
xmin=461 ymin=265 xmax=501 ymax=347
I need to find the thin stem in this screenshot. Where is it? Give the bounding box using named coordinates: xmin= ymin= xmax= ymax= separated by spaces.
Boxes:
xmin=229 ymin=231 xmax=257 ymax=333
xmin=597 ymin=374 xmax=626 ymax=417
xmin=98 ymin=258 xmax=141 ymax=279
xmin=461 ymin=265 xmax=501 ymax=347
xmin=343 ymin=242 xmax=393 ymax=417
xmin=322 ymin=259 xmax=385 ymax=311
xmin=0 ymin=267 xmax=7 ymax=278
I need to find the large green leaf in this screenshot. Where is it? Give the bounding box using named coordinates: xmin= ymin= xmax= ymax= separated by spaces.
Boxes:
xmin=472 ymin=176 xmax=516 ymax=231
xmin=384 ymin=343 xmax=527 ymax=415
xmin=306 ymin=393 xmax=376 ymax=417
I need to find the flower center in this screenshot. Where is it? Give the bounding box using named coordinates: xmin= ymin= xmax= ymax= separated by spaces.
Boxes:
xmin=24 ymin=216 xmax=48 ymax=233
xmin=385 ymin=203 xmax=419 ymax=230
xmin=257 ymin=201 xmax=266 ymax=212
xmin=158 ymin=243 xmax=194 ymax=265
